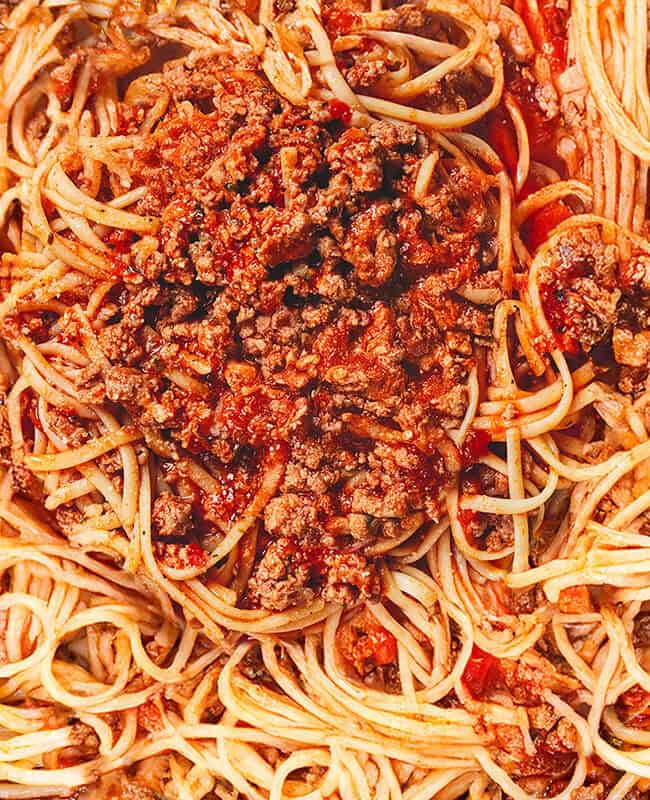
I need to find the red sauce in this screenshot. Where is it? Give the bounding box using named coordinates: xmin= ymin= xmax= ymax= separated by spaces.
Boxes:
xmin=159 ymin=195 xmax=202 ymax=252
xmin=487 ymin=52 xmax=566 ymax=194
xmin=186 ymin=541 xmax=208 ymax=568
xmin=487 ymin=108 xmax=519 ymax=180
xmin=313 ymin=322 xmax=351 ymax=371
xmin=329 ymin=99 xmax=352 ymax=125
xmin=405 ymin=448 xmax=446 ymax=505
xmin=51 ymin=73 xmax=76 ymax=109
xmin=217 ymin=389 xmax=275 ymax=445
xmin=200 ymin=450 xmax=260 ymax=524
xmin=57 ymin=755 xmax=82 ymax=769
xmin=462 ymin=644 xmax=500 ymax=699
xmin=115 ymin=103 xmax=145 ymax=135
xmin=267 ymin=160 xmax=286 ymax=209
xmin=509 ymin=71 xmax=561 ymax=169
xmin=41 ymin=197 xmax=57 ymax=220
xmin=539 ymin=281 xmax=580 ymax=355
xmin=105 ymin=228 xmax=137 ymax=255
xmin=461 ymin=430 xmax=491 ymax=466
xmin=457 ymin=508 xmax=479 ymax=546
xmin=259 ymin=535 xmax=331 ymax=585
xmin=398 ymin=205 xmax=477 ymax=278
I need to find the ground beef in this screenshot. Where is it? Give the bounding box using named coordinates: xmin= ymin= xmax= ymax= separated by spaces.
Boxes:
xmin=247 ymin=537 xmax=314 ymax=612
xmin=45 ymin=408 xmax=89 ymax=448
xmin=537 ymin=226 xmax=650 ymax=364
xmin=485 ymin=515 xmax=515 ymax=551
xmin=336 ymin=608 xmax=397 ymax=676
xmin=634 ymin=614 xmax=650 ymax=646
xmin=105 ymin=367 xmax=157 ymax=406
xmin=321 ymin=551 xmax=381 ymax=604
xmin=500 ymin=653 xmax=579 ymax=706
xmin=54 ymin=506 xmax=84 ymax=536
xmin=98 ymin=319 xmax=144 ymax=365
xmin=10 ymin=463 xmax=43 ymax=502
xmin=74 ymin=362 xmax=106 ymax=405
xmin=263 ymin=493 xmax=318 ymax=538
xmin=572 ymin=785 xmax=606 ymax=800
xmin=152 ymin=492 xmax=193 ymax=540
xmin=345 ymin=58 xmax=389 ymax=90
xmin=23 ymin=51 xmax=499 ymax=610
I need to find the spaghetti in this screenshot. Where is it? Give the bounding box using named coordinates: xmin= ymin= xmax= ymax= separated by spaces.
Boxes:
xmin=1 ymin=0 xmax=650 ymax=798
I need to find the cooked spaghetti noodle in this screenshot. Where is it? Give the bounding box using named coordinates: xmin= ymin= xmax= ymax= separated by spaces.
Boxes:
xmin=1 ymin=0 xmax=650 ymax=798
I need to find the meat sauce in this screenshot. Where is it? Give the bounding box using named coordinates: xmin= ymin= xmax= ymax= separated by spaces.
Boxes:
xmin=41 ymin=50 xmax=503 ymax=614
xmin=328 ymin=99 xmax=352 ymax=125
xmin=617 ymin=685 xmax=650 ymax=728
xmin=486 ymin=1 xmax=570 ymax=249
xmin=461 ymin=430 xmax=491 ymax=466
xmin=538 ymin=256 xmax=595 ymax=355
xmin=336 ymin=609 xmax=398 ymax=676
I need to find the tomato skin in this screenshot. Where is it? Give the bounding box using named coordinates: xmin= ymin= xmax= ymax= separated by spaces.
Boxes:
xmin=462 ymin=645 xmax=500 ymax=699
xmin=523 ymin=200 xmax=571 ymax=252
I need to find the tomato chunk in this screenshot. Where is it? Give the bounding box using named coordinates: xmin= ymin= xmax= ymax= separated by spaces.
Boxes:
xmin=522 ymin=200 xmax=571 ymax=252
xmin=462 ymin=645 xmax=500 ymax=699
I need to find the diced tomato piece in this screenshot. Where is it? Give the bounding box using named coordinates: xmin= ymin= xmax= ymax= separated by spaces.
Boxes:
xmin=522 ymin=200 xmax=571 ymax=251
xmin=557 ymin=585 xmax=592 ymax=613
xmin=329 ymin=99 xmax=352 ymax=125
xmin=461 ymin=430 xmax=491 ymax=466
xmin=462 ymin=645 xmax=500 ymax=699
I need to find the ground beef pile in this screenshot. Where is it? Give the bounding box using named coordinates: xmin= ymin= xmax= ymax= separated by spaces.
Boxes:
xmin=538 ymin=226 xmax=650 ymax=397
xmin=43 ymin=52 xmax=499 ymax=612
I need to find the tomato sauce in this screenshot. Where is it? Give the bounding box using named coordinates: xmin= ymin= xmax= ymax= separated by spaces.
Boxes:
xmin=186 ymin=541 xmax=208 ymax=568
xmin=486 ymin=0 xmax=569 ymax=207
xmin=322 ymin=6 xmax=360 ymax=35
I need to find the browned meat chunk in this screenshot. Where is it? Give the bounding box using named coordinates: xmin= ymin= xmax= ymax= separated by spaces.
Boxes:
xmin=152 ymin=492 xmax=193 ymax=539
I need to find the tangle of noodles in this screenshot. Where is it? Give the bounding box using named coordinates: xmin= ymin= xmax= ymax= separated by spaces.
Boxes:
xmin=1 ymin=0 xmax=650 ymax=798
